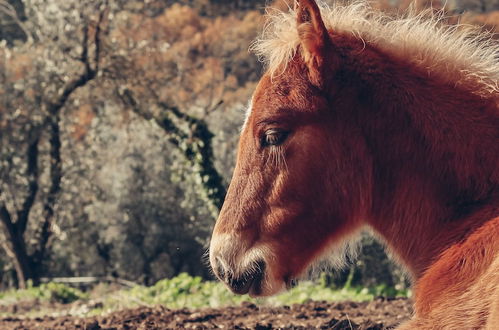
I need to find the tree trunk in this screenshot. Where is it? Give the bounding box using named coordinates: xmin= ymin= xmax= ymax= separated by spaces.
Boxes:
xmin=0 ymin=204 xmax=36 ymax=288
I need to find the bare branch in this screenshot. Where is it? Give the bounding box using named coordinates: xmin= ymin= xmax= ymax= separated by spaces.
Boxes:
xmin=16 ymin=132 xmax=40 ymax=234
xmin=0 ymin=0 xmax=32 ymax=43
xmin=49 ymin=5 xmax=111 ymax=111
xmin=93 ymin=3 xmax=109 ymax=73
xmin=0 ymin=198 xmax=33 ymax=288
xmin=32 ymin=113 xmax=61 ymax=267
xmin=81 ymin=23 xmax=91 ymax=74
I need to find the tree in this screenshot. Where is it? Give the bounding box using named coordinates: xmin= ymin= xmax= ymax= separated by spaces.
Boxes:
xmin=0 ymin=0 xmax=109 ymax=288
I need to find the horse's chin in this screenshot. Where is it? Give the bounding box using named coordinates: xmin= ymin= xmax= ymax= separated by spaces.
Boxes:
xmin=248 ymin=281 xmax=285 ymax=298
xmin=247 ymin=271 xmax=288 ymax=297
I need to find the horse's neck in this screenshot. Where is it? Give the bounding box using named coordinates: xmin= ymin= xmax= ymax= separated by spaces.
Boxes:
xmin=339 ymin=40 xmax=499 ymax=278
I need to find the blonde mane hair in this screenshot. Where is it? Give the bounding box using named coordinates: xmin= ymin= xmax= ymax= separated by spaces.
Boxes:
xmin=251 ymin=1 xmax=499 ymax=95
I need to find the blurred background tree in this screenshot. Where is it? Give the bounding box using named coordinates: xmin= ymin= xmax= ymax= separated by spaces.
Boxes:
xmin=0 ymin=0 xmax=498 ymax=290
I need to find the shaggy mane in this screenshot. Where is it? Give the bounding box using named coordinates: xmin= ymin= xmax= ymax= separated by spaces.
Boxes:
xmin=251 ymin=1 xmax=499 ymax=95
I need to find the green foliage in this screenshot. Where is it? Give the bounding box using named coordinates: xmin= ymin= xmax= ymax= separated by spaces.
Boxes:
xmin=0 ymin=273 xmax=411 ymax=318
xmin=40 ymin=282 xmax=87 ymax=304
xmin=366 ymin=283 xmax=410 ymax=298
xmin=0 ymin=281 xmax=87 ymax=305
xmin=123 ymin=273 xmax=248 ymax=309
xmin=91 ymin=273 xmax=411 ymax=314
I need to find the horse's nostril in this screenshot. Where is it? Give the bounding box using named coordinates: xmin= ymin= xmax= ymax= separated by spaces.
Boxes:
xmin=228 ymin=259 xmax=266 ymax=295
xmin=213 ymin=257 xmax=226 ymax=281
xmin=212 ymin=257 xmax=266 ymax=295
xmin=217 ymin=265 xmax=225 ymax=278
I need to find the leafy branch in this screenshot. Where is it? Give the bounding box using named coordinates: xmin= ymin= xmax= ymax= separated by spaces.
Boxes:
xmin=116 ymin=87 xmax=226 ymax=219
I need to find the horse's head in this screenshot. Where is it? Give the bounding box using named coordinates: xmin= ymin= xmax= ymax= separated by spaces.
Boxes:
xmin=209 ymin=0 xmax=371 ymax=296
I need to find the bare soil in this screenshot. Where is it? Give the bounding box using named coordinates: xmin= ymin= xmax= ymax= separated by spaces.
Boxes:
xmin=0 ymin=297 xmax=412 ymax=329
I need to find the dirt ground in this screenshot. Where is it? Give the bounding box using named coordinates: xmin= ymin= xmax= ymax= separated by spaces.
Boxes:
xmin=1 ymin=297 xmax=412 ymax=329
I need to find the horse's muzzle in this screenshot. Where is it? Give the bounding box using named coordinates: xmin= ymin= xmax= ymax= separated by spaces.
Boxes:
xmin=213 ymin=258 xmax=266 ymax=295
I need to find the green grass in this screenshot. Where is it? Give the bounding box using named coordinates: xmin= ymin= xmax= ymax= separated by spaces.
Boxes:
xmin=121 ymin=273 xmax=410 ymax=309
xmin=0 ymin=273 xmax=411 ymax=317
xmin=0 ymin=281 xmax=88 ymax=305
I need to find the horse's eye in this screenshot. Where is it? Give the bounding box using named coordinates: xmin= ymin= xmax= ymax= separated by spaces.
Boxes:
xmin=262 ymin=129 xmax=288 ymax=147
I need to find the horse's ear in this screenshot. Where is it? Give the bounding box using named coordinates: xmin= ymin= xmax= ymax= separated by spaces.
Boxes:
xmin=295 ymin=0 xmax=330 ymax=88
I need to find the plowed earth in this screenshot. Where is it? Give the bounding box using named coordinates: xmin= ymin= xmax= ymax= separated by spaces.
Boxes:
xmin=1 ymin=297 xmax=412 ymax=329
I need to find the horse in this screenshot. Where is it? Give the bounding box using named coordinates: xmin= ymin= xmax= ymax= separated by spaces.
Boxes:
xmin=209 ymin=0 xmax=499 ymax=328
